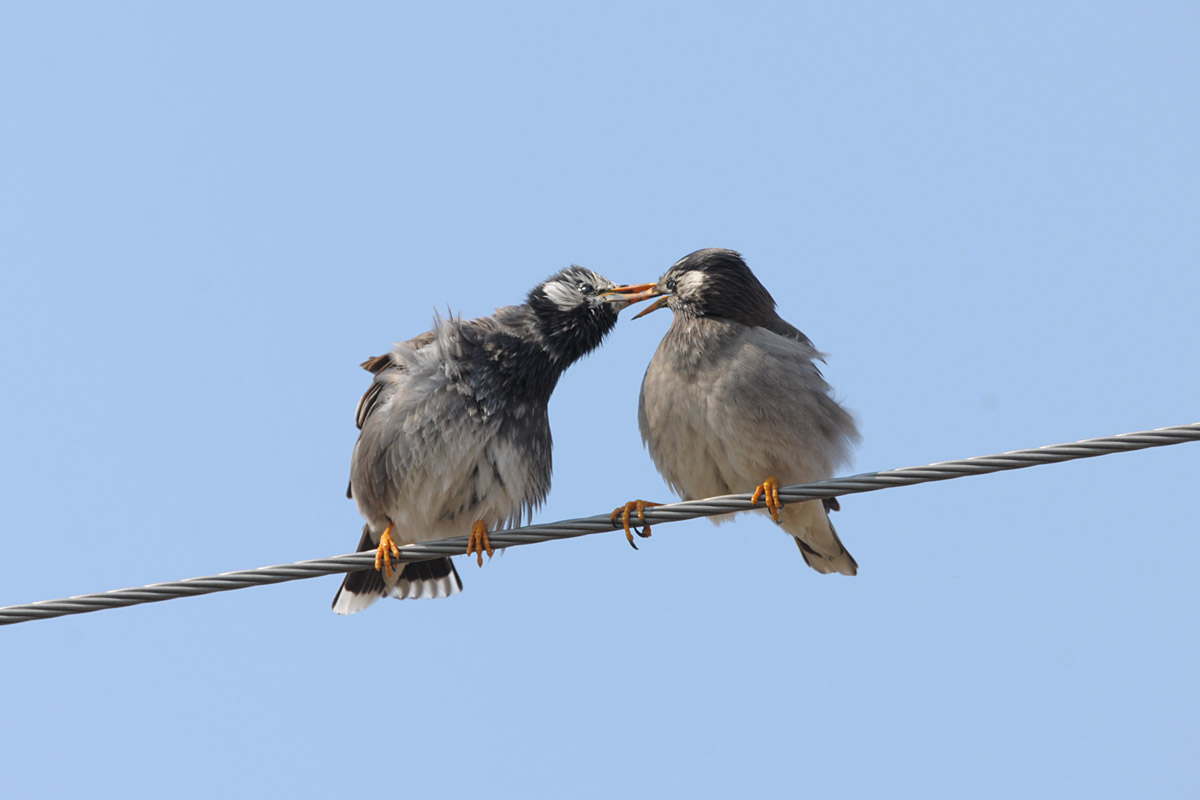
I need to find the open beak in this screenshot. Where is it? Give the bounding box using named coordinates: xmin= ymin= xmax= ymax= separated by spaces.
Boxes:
xmin=602 ymin=282 xmax=671 ymax=319
xmin=631 ymin=296 xmax=670 ymax=319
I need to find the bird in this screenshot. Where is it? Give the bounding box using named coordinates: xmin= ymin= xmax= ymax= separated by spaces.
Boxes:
xmin=607 ymin=248 xmax=860 ymax=575
xmin=332 ymin=265 xmax=637 ymax=614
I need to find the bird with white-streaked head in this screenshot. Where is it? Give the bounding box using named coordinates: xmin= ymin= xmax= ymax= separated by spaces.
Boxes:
xmin=607 ymin=248 xmax=861 ymax=575
xmin=333 ymin=265 xmax=641 ymax=614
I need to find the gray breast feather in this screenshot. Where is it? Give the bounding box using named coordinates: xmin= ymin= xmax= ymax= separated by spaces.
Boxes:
xmin=638 ymin=320 xmax=858 ymax=502
xmin=349 ymin=314 xmax=551 ymax=546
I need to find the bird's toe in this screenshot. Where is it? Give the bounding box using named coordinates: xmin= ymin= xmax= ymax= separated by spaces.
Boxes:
xmin=610 ymin=499 xmax=662 ymax=549
xmin=466 ymin=520 xmax=493 ymax=568
xmin=373 ymin=522 xmax=401 ymax=580
xmin=751 ymin=476 xmax=784 ymax=523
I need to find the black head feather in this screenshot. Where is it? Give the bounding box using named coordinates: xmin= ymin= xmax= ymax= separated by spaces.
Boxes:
xmin=526 ymin=265 xmax=623 ymax=365
xmin=659 ymin=248 xmax=779 ymax=326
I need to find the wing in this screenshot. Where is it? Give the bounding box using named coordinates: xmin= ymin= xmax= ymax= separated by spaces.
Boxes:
xmin=347 ymin=330 xmax=437 ymax=499
xmin=761 ymin=312 xmax=820 ymax=362
xmin=354 ymin=330 xmax=437 ymax=431
xmin=727 ymin=325 xmax=859 ymax=476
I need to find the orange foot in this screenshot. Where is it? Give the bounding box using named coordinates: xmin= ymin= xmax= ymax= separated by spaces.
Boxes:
xmin=610 ymin=500 xmax=662 ymax=550
xmin=466 ymin=520 xmax=493 ymax=568
xmin=751 ymin=476 xmax=784 ymax=523
xmin=374 ymin=522 xmax=401 ymax=580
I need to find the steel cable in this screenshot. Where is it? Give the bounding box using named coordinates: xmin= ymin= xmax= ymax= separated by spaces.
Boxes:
xmin=2 ymin=422 xmax=1197 ymax=626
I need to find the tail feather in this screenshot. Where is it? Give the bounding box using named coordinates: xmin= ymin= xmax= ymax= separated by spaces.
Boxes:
xmin=780 ymin=499 xmax=858 ymax=576
xmin=331 ymin=525 xmax=464 ymax=615
xmin=390 ymin=557 xmax=463 ymax=601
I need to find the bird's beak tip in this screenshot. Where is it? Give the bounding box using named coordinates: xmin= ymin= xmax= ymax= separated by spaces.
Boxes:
xmin=602 ymin=281 xmax=658 ymax=296
xmin=631 ymin=296 xmax=671 ymax=319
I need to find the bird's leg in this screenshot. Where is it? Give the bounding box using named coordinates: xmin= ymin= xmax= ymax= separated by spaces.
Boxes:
xmin=373 ymin=521 xmax=401 ymax=580
xmin=751 ymin=476 xmax=783 ymax=523
xmin=610 ymin=500 xmax=662 ymax=549
xmin=466 ymin=520 xmax=493 ymax=568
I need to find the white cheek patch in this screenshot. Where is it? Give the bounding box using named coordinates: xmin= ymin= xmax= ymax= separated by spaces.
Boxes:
xmin=675 ymin=270 xmax=708 ymax=296
xmin=542 ymin=280 xmax=581 ymax=310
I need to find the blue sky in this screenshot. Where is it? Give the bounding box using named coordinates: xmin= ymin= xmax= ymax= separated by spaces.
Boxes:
xmin=2 ymin=3 xmax=1198 ymax=798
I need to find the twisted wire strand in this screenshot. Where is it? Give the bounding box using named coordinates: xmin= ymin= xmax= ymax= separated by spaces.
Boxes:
xmin=2 ymin=422 xmax=1197 ymax=627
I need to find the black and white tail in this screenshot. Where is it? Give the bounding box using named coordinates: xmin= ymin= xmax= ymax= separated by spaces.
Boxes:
xmin=331 ymin=526 xmax=464 ymax=615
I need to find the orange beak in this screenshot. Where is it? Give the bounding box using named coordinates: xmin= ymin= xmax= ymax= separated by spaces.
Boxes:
xmin=603 ymin=282 xmax=670 ymax=319
xmin=631 ymin=296 xmax=670 ymax=319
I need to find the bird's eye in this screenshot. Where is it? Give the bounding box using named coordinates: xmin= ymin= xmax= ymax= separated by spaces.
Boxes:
xmin=666 ymin=278 xmax=677 ymax=293
xmin=577 ymin=281 xmax=594 ymax=295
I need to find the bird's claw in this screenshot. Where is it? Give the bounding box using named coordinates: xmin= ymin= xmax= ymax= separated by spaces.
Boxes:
xmin=466 ymin=520 xmax=493 ymax=568
xmin=752 ymin=476 xmax=784 ymax=523
xmin=610 ymin=500 xmax=662 ymax=549
xmin=374 ymin=523 xmax=401 ymax=581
